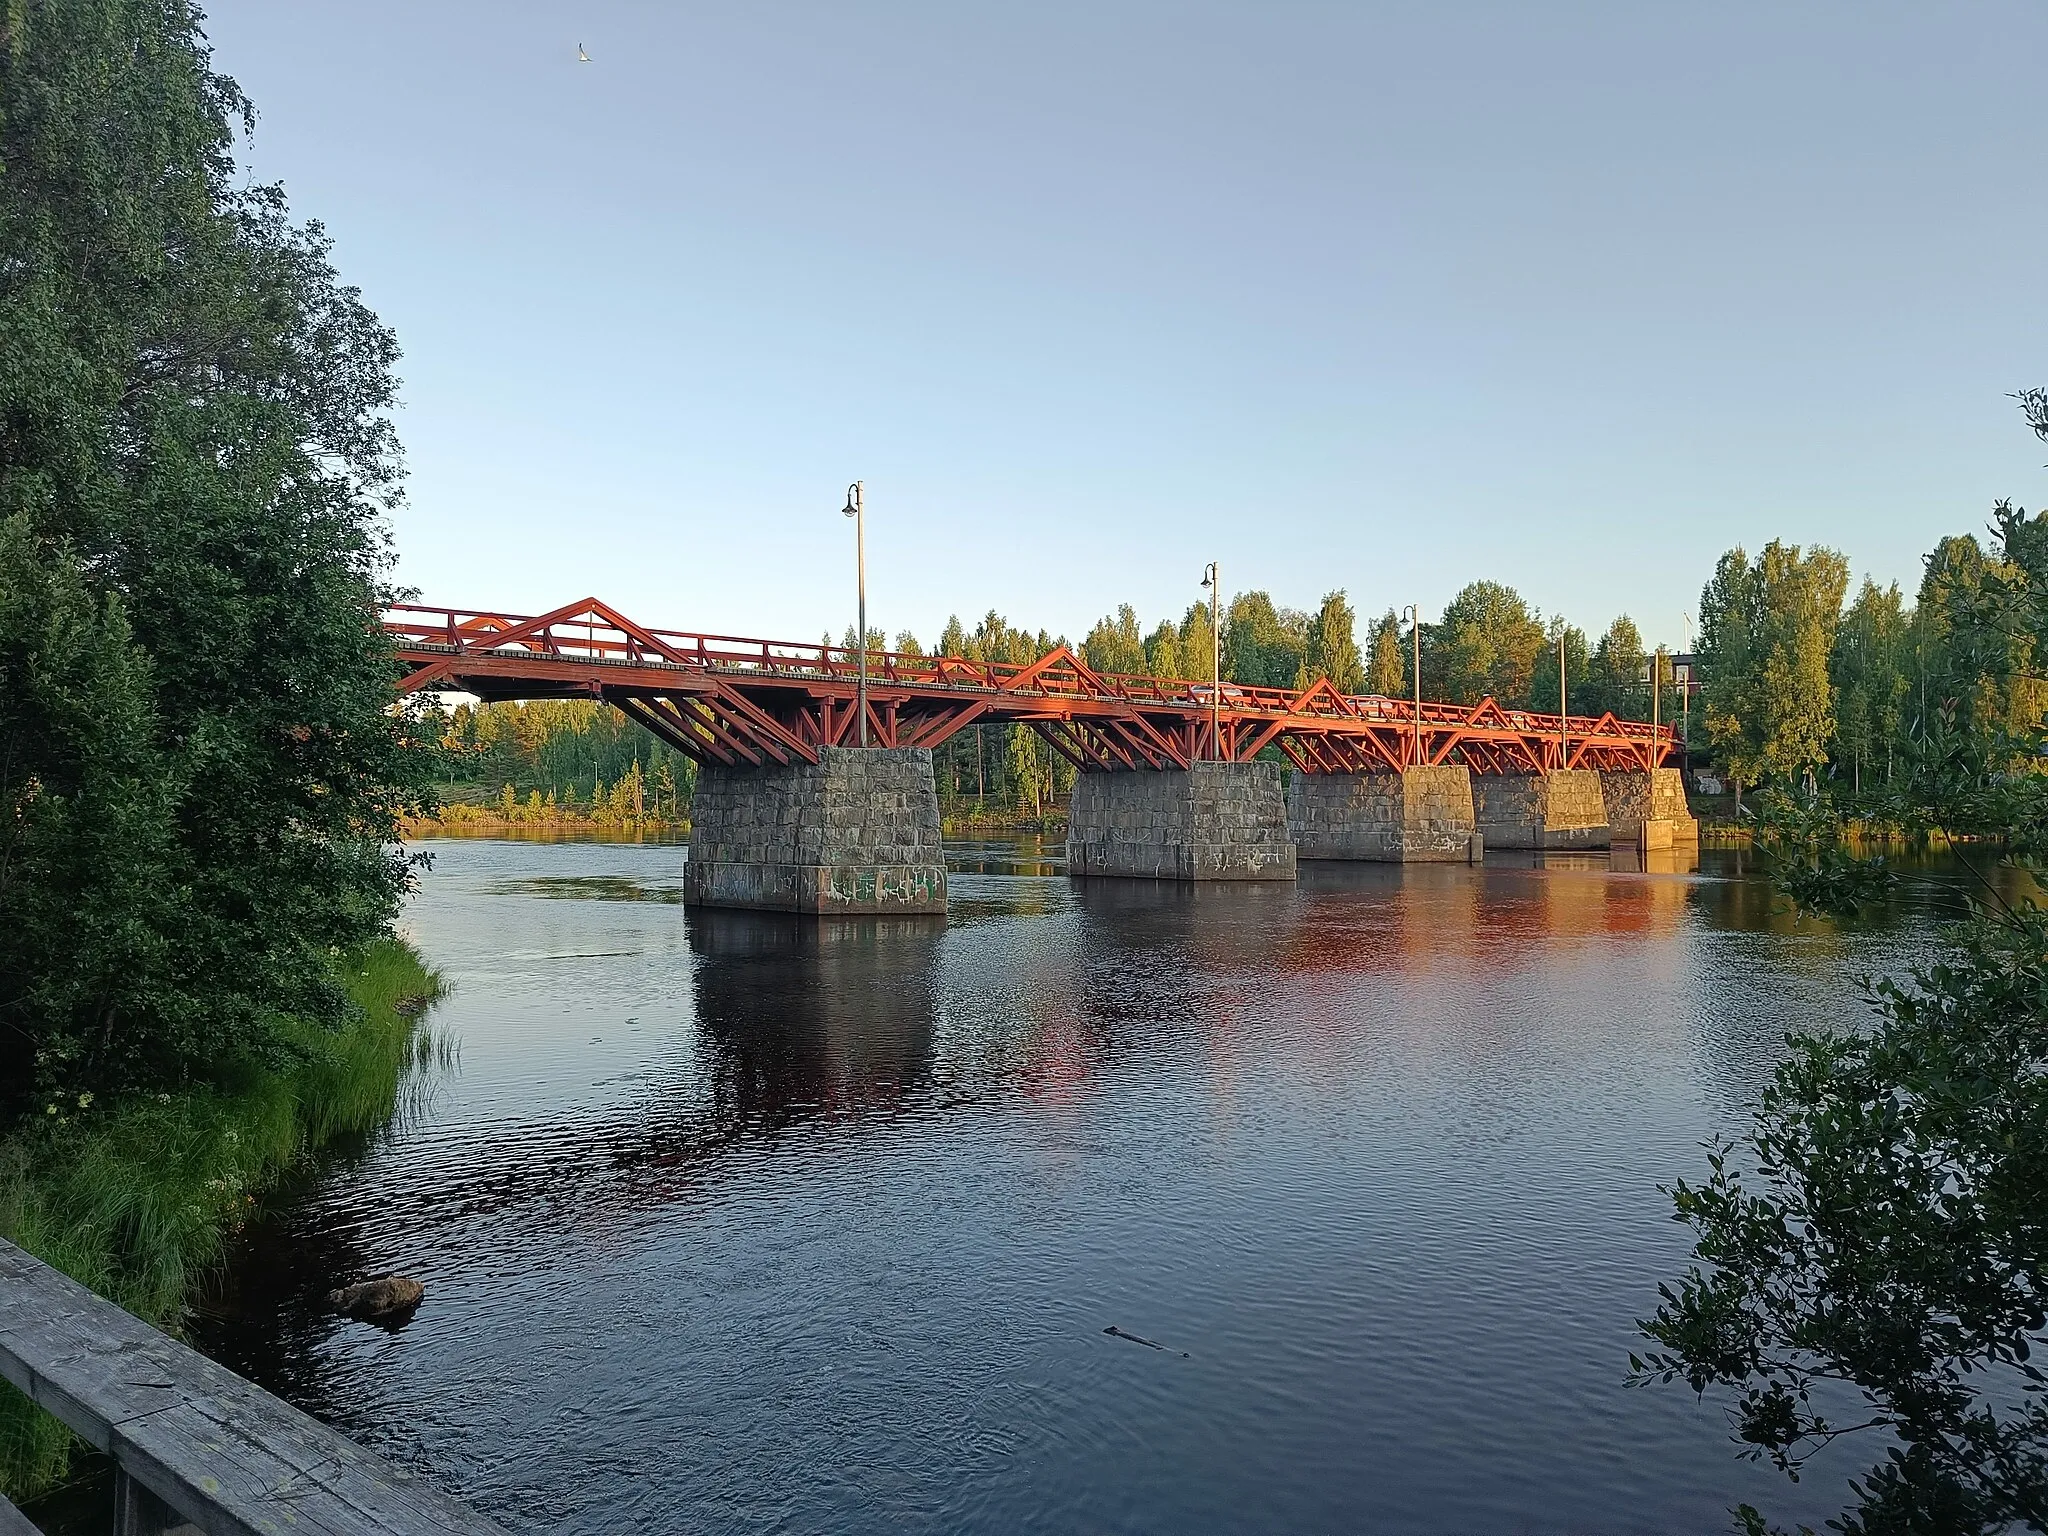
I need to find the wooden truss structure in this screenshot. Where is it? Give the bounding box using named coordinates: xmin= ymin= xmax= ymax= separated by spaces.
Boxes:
xmin=385 ymin=600 xmax=1674 ymax=774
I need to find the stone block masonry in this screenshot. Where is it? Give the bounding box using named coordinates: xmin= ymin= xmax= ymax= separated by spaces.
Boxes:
xmin=685 ymin=746 xmax=947 ymax=914
xmin=1066 ymin=762 xmax=1297 ymax=880
xmin=1599 ymin=767 xmax=1699 ymax=846
xmin=1288 ymin=765 xmax=1477 ymax=862
xmin=1471 ymin=770 xmax=1610 ymax=850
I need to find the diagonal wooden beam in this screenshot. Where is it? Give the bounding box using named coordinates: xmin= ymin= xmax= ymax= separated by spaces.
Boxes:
xmin=1030 ymin=720 xmax=1098 ymax=771
xmin=706 ymin=679 xmax=820 ymax=764
xmin=615 ymin=695 xmax=733 ymax=765
xmin=901 ymin=696 xmax=993 ymax=750
xmin=395 ymin=657 xmax=457 ymax=695
xmin=657 ymin=695 xmax=766 ymax=767
xmin=444 ymin=596 xmax=607 ymax=660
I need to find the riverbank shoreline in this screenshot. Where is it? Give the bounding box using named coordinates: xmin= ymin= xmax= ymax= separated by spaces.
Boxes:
xmin=0 ymin=939 xmax=446 ymax=1505
xmin=405 ymin=801 xmax=686 ymax=838
xmin=404 ymin=804 xmax=1066 ymax=840
xmin=941 ymin=806 xmax=1067 ymax=837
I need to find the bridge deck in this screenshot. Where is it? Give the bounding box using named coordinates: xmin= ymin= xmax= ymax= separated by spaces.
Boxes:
xmin=385 ymin=599 xmax=1673 ymax=775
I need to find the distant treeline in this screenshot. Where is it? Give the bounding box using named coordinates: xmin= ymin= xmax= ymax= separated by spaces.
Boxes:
xmin=853 ymin=590 xmax=1664 ymax=818
xmin=436 ymin=700 xmax=695 ymax=822
xmin=1691 ymin=505 xmax=2048 ymax=799
xmin=433 ymin=494 xmax=2048 ymax=822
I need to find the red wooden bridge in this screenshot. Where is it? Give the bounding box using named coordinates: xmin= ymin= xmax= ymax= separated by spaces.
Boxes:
xmin=385 ymin=599 xmax=1674 ymax=775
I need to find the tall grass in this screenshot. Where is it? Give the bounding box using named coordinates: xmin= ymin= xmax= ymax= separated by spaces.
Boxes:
xmin=0 ymin=938 xmax=446 ymax=1502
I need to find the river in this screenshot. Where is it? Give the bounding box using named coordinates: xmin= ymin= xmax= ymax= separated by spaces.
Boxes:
xmin=186 ymin=835 xmax=1977 ymax=1533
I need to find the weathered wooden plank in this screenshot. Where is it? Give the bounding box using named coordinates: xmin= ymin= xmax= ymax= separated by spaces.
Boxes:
xmin=0 ymin=1241 xmax=506 ymax=1536
xmin=0 ymin=1488 xmax=42 ymax=1536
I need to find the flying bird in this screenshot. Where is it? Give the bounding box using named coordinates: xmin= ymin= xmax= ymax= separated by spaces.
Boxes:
xmin=577 ymin=43 xmax=591 ymax=62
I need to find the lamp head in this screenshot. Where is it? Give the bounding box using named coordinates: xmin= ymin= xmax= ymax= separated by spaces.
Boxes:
xmin=842 ymin=482 xmax=861 ymax=519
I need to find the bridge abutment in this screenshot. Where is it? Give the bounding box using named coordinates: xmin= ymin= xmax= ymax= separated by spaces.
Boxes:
xmin=1066 ymin=762 xmax=1296 ymax=880
xmin=1598 ymin=767 xmax=1698 ymax=848
xmin=1472 ymin=769 xmax=1610 ymax=850
xmin=684 ymin=746 xmax=947 ymax=914
xmin=1287 ymin=765 xmax=1478 ymax=861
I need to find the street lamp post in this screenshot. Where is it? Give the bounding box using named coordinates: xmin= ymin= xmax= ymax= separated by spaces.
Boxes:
xmin=1653 ymin=646 xmax=1663 ymax=768
xmin=1200 ymin=562 xmax=1221 ymax=760
xmin=841 ymin=481 xmax=867 ymax=747
xmin=1402 ymin=604 xmax=1421 ymax=768
xmin=1558 ymin=631 xmax=1569 ymax=769
xmin=1680 ymin=613 xmax=1695 ymax=772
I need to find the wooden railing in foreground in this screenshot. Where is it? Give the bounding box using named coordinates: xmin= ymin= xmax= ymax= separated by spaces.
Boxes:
xmin=0 ymin=1239 xmax=507 ymax=1536
xmin=1 ymin=1483 xmax=38 ymax=1534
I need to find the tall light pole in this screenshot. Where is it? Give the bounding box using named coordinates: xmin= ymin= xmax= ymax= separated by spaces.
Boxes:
xmin=1680 ymin=613 xmax=1695 ymax=771
xmin=841 ymin=481 xmax=867 ymax=747
xmin=1558 ymin=630 xmax=1569 ymax=769
xmin=1652 ymin=645 xmax=1663 ymax=768
xmin=1200 ymin=562 xmax=1221 ymax=760
xmin=1402 ymin=604 xmax=1421 ymax=768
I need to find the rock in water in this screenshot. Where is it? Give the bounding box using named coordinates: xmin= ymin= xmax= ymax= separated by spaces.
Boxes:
xmin=328 ymin=1274 xmax=425 ymax=1323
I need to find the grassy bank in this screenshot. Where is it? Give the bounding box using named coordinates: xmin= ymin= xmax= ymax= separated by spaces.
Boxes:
xmin=406 ymin=782 xmax=685 ymax=839
xmin=0 ymin=939 xmax=446 ymax=1503
xmin=941 ymin=804 xmax=1067 ymax=837
xmin=403 ymin=805 xmax=686 ymax=837
xmin=413 ymin=793 xmax=1065 ymax=841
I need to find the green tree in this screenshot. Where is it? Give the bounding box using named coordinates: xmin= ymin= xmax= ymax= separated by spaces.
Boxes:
xmin=1180 ymin=601 xmax=1219 ymax=687
xmin=1144 ymin=621 xmax=1184 ymax=681
xmin=1586 ymin=616 xmax=1647 ymax=719
xmin=923 ymin=611 xmax=1075 ymax=815
xmin=1433 ymin=581 xmax=1547 ymax=705
xmin=1526 ymin=616 xmax=1590 ymax=715
xmin=1830 ymin=578 xmax=1911 ymax=794
xmin=1697 ymin=548 xmax=1763 ymax=789
xmin=1081 ymin=604 xmax=1147 ymax=677
xmin=1222 ymin=590 xmax=1309 ymax=689
xmin=1366 ymin=609 xmax=1407 ymax=697
xmin=1908 ymin=531 xmax=2048 ymax=749
xmin=932 ymin=615 xmax=980 ymax=799
xmin=1302 ymin=590 xmax=1365 ymax=693
xmin=457 ymin=699 xmax=693 ymax=811
xmin=0 ymin=0 xmax=440 ymax=1115
xmin=840 ymin=624 xmax=888 ymax=660
xmin=1698 ymin=541 xmax=1850 ymax=795
xmin=0 ymin=522 xmax=180 ymax=1103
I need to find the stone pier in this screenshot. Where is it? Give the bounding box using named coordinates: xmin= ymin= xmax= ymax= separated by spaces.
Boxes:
xmin=1287 ymin=765 xmax=1477 ymax=861
xmin=684 ymin=746 xmax=947 ymax=914
xmin=1471 ymin=769 xmax=1610 ymax=850
xmin=1599 ymin=767 xmax=1699 ymax=847
xmin=1066 ymin=762 xmax=1296 ymax=880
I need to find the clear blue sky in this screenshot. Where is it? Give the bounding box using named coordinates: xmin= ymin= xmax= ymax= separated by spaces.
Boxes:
xmin=207 ymin=1 xmax=2047 ymax=654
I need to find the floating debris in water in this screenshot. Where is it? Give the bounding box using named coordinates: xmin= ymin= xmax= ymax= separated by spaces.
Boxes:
xmin=1104 ymin=1326 xmax=1188 ymax=1356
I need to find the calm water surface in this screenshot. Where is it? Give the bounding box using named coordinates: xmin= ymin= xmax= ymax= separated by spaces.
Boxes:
xmin=189 ymin=837 xmax=1977 ymax=1534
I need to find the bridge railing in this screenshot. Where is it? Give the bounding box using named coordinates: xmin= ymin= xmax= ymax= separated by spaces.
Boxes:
xmin=381 ymin=603 xmax=1675 ymax=748
xmin=0 ymin=1239 xmax=506 ymax=1536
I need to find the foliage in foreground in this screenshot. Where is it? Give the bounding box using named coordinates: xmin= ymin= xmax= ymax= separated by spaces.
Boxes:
xmin=1635 ymin=397 xmax=2048 ymax=1535
xmin=0 ymin=939 xmax=445 ymax=1504
xmin=0 ymin=0 xmax=441 ymax=1119
xmin=1635 ymin=901 xmax=2048 ymax=1533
